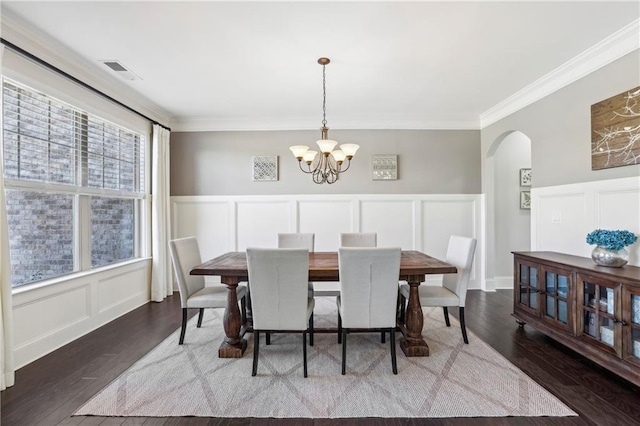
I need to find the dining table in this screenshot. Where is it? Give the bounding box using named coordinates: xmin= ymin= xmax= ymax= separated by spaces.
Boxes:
xmin=190 ymin=250 xmax=457 ymax=358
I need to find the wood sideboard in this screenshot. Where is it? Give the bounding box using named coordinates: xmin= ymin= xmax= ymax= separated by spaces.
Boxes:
xmin=512 ymin=251 xmax=640 ymax=387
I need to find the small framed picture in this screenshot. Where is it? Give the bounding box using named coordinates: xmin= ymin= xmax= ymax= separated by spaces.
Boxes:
xmin=520 ymin=191 xmax=531 ymax=210
xmin=372 ymin=155 xmax=398 ymax=180
xmin=252 ymin=156 xmax=278 ymax=181
xmin=520 ymin=168 xmax=532 ymax=187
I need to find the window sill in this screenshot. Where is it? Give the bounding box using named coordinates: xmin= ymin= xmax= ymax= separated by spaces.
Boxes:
xmin=12 ymin=257 xmax=152 ymax=296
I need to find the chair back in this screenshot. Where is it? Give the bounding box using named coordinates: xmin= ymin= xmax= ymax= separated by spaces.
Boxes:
xmin=340 ymin=232 xmax=377 ymax=247
xmin=442 ymin=235 xmax=477 ymax=307
xmin=338 ymin=247 xmax=401 ymax=328
xmin=169 ymin=237 xmax=206 ymax=308
xmin=278 ymin=233 xmax=315 ymax=252
xmin=247 ymin=248 xmax=310 ymax=330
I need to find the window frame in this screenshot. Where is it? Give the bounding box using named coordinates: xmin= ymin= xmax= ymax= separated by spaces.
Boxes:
xmin=2 ymin=77 xmax=149 ymax=288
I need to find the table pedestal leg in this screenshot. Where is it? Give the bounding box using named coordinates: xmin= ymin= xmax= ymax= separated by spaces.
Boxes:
xmin=399 ymin=276 xmax=430 ymax=356
xmin=218 ymin=278 xmax=247 ymax=358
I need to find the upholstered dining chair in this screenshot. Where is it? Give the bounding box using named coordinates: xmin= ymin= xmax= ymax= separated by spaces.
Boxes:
xmin=247 ymin=247 xmax=315 ymax=377
xmin=337 ymin=247 xmax=401 ymax=375
xmin=169 ymin=237 xmax=247 ymax=345
xmin=277 ymin=232 xmax=315 ymax=297
xmin=276 ymin=233 xmax=315 ymax=345
xmin=399 ymin=235 xmax=477 ymax=344
xmin=339 ymin=232 xmax=388 ymax=342
xmin=340 ymin=232 xmax=377 ymax=248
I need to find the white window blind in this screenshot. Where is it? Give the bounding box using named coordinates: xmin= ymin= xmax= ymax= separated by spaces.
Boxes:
xmin=3 ymin=79 xmax=144 ymax=194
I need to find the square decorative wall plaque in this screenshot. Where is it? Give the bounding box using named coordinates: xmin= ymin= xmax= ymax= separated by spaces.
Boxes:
xmin=520 ymin=168 xmax=531 ymax=186
xmin=520 ymin=191 xmax=531 ymax=210
xmin=371 ymin=155 xmax=398 ymax=180
xmin=252 ymin=156 xmax=278 ymax=181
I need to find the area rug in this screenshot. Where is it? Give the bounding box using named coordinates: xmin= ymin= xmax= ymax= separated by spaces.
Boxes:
xmin=75 ymin=297 xmax=577 ymax=418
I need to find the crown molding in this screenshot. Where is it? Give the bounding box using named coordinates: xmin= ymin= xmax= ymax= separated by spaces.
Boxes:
xmin=170 ymin=116 xmax=480 ymax=132
xmin=480 ymin=18 xmax=640 ymax=129
xmin=0 ymin=11 xmax=173 ymax=127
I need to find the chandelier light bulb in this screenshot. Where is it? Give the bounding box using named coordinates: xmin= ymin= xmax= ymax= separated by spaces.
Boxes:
xmin=289 ymin=145 xmax=310 ymax=159
xmin=340 ymin=143 xmax=360 ymax=158
xmin=331 ymin=149 xmax=346 ymax=163
xmin=302 ymin=150 xmax=318 ymax=164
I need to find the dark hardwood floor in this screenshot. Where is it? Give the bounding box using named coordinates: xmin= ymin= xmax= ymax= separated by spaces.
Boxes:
xmin=2 ymin=290 xmax=639 ymax=426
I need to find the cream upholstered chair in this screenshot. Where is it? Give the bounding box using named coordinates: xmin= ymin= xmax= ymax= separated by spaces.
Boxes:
xmin=276 ymin=233 xmax=315 ymax=345
xmin=247 ymin=247 xmax=315 ymax=377
xmin=337 ymin=247 xmax=401 ymax=375
xmin=339 ymin=232 xmax=388 ymax=342
xmin=340 ymin=232 xmax=377 ymax=248
xmin=399 ymin=235 xmax=477 ymax=344
xmin=169 ymin=237 xmax=247 ymax=345
xmin=277 ymin=233 xmax=315 ymax=297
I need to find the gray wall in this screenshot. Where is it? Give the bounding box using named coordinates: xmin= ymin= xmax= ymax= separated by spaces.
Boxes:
xmin=493 ymin=132 xmax=531 ymax=279
xmin=482 ymin=50 xmax=640 ymax=190
xmin=170 ymin=129 xmax=481 ymax=195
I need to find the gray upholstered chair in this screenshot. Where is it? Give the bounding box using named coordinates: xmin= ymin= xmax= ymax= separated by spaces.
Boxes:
xmin=169 ymin=237 xmax=247 ymax=345
xmin=247 ymin=247 xmax=315 ymax=377
xmin=337 ymin=247 xmax=401 ymax=375
xmin=340 ymin=232 xmax=377 ymax=247
xmin=399 ymin=235 xmax=477 ymax=344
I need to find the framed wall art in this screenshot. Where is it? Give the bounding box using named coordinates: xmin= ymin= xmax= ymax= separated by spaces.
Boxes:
xmin=519 ymin=168 xmax=531 ymax=187
xmin=371 ymin=155 xmax=398 ymax=180
xmin=591 ymin=86 xmax=640 ymax=170
xmin=252 ymin=156 xmax=278 ymax=181
xmin=520 ymin=191 xmax=531 ymax=210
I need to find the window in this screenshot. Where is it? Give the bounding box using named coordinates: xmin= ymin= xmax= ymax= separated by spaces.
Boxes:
xmin=2 ymin=78 xmax=146 ymax=287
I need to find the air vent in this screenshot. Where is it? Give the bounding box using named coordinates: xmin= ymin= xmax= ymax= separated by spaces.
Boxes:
xmin=100 ymin=60 xmax=141 ymax=81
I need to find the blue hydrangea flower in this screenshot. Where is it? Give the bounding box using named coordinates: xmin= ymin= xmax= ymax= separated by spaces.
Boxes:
xmin=586 ymin=229 xmax=637 ymax=250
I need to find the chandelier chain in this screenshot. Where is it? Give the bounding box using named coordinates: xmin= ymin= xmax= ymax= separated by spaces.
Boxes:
xmin=321 ymin=64 xmax=327 ymax=127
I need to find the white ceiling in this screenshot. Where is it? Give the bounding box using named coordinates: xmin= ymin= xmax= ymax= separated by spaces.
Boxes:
xmin=1 ymin=1 xmax=639 ymax=131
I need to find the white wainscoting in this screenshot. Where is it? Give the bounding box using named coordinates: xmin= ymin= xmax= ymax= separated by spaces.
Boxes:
xmin=531 ymin=176 xmax=640 ymax=266
xmin=12 ymin=259 xmax=151 ymax=369
xmin=171 ymin=194 xmax=486 ymax=289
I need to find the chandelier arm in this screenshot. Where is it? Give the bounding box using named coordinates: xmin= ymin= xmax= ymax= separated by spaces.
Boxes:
xmin=338 ymin=159 xmax=352 ymax=173
xmin=297 ymin=160 xmax=315 ymax=174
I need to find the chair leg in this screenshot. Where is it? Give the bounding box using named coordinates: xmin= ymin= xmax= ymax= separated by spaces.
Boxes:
xmin=443 ymin=306 xmax=451 ymax=327
xmin=197 ymin=308 xmax=204 ymax=328
xmin=341 ymin=329 xmax=347 ymax=375
xmin=303 ymin=332 xmax=308 ymax=378
xmin=459 ymin=306 xmax=469 ymax=344
xmin=252 ymin=331 xmax=259 ymax=376
xmin=337 ymin=312 xmax=342 ymax=344
xmin=309 ymin=313 xmax=314 ymax=347
xmin=381 ymin=331 xmax=385 ymax=344
xmin=266 ymin=332 xmax=271 ymax=345
xmin=390 ymin=328 xmax=398 ymax=374
xmin=179 ymin=308 xmax=188 ymax=345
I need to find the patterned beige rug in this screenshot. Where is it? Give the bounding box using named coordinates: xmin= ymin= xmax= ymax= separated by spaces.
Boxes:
xmin=75 ymin=297 xmax=576 ymax=418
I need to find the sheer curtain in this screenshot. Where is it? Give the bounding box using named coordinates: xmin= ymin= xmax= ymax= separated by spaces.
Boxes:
xmin=1 ymin=139 xmax=15 ymax=390
xmin=151 ymin=124 xmax=172 ymax=302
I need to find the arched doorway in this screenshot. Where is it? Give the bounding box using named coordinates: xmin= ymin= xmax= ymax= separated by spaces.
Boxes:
xmin=485 ymin=131 xmax=532 ymax=291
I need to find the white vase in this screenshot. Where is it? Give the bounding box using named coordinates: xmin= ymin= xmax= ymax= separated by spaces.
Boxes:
xmin=591 ymin=245 xmax=629 ymax=267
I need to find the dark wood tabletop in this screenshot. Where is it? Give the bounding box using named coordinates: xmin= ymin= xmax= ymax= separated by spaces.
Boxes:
xmin=191 ymin=250 xmax=456 ymax=281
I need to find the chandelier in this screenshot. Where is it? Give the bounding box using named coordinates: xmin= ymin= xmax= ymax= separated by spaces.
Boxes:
xmin=289 ymin=57 xmax=359 ymax=184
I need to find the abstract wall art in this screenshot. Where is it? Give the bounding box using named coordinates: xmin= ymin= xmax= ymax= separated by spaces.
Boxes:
xmin=591 ymin=86 xmax=640 ymax=170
